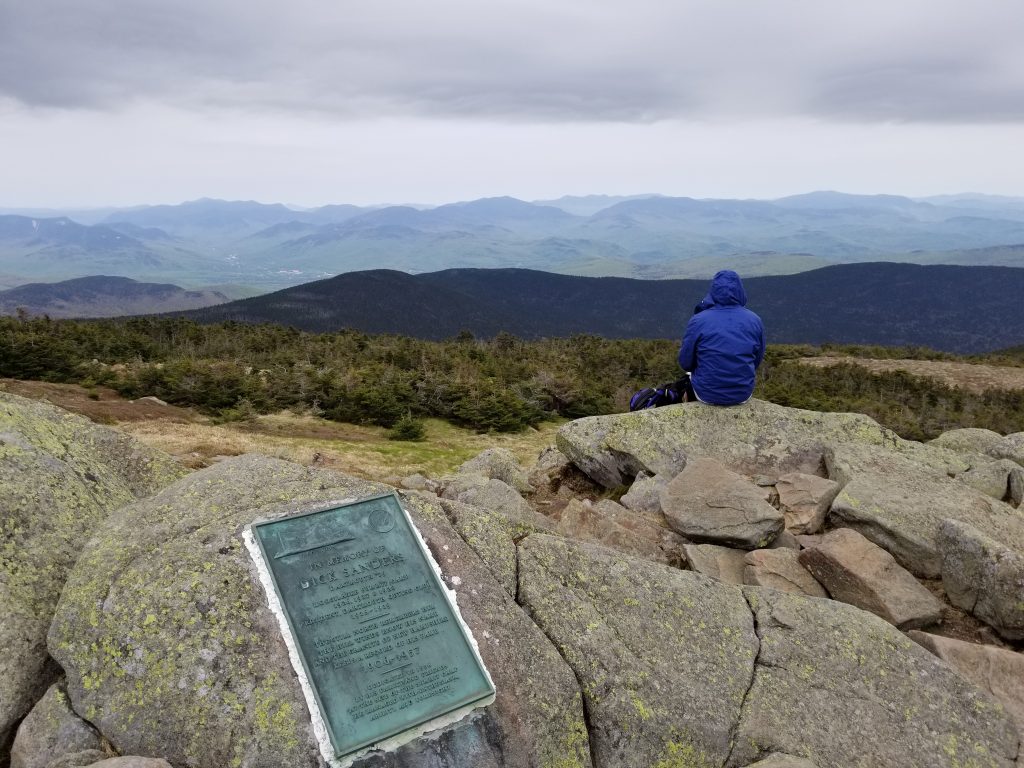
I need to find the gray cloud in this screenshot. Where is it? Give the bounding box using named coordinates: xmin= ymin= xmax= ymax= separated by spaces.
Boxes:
xmin=1 ymin=0 xmax=1022 ymax=123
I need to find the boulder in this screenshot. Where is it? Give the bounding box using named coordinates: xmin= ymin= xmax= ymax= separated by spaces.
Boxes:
xmin=930 ymin=427 xmax=1007 ymax=456
xmin=682 ymin=543 xmax=748 ymax=585
xmin=518 ymin=534 xmax=759 ymax=768
xmin=931 ymin=428 xmax=1024 ymax=469
xmin=399 ymin=473 xmax=435 ymax=492
xmin=660 ymin=458 xmax=784 ymax=549
xmin=959 ymin=459 xmax=1024 ymax=505
xmin=556 ymin=399 xmax=923 ymax=489
xmin=458 ymin=448 xmax=531 ymax=495
xmin=826 ymin=442 xmax=1024 ymax=577
xmin=444 ymin=477 xmax=537 ymax=523
xmin=742 ymin=549 xmax=827 ymax=598
xmin=938 ymin=519 xmax=1024 ymax=640
xmin=48 ymin=455 xmax=591 ymax=768
xmin=798 ymin=528 xmax=942 ymax=630
xmin=728 ymin=588 xmax=1020 ymax=768
xmin=554 ymin=499 xmax=684 ymax=567
xmin=0 ymin=392 xmax=184 ymax=757
xmin=908 ymin=631 xmax=1024 ymax=740
xmin=436 ymin=496 xmax=554 ymax=597
xmin=10 ymin=680 xmax=103 ymax=768
xmin=618 ymin=471 xmax=667 ymax=516
xmin=775 ymin=472 xmax=839 ymax=535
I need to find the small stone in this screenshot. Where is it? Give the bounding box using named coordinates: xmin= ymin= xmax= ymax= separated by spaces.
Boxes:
xmin=799 ymin=528 xmax=943 ymax=630
xmin=743 ymin=549 xmax=828 ymax=598
xmin=399 ymin=473 xmax=433 ymax=492
xmin=768 ymin=530 xmax=801 ymax=550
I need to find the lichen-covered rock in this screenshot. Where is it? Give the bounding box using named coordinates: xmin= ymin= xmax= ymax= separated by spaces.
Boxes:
xmin=931 ymin=428 xmax=1024 ymax=469
xmin=518 ymin=534 xmax=758 ymax=768
xmin=775 ymin=473 xmax=839 ymax=535
xmin=798 ymin=528 xmax=943 ymax=630
xmin=0 ymin=392 xmax=185 ymax=757
xmin=10 ymin=680 xmax=103 ymax=768
xmin=49 ymin=455 xmax=591 ymax=768
xmin=443 ymin=477 xmax=537 ymax=524
xmin=556 ymin=399 xmax=914 ymax=489
xmin=458 ymin=448 xmax=531 ymax=495
xmin=81 ymin=759 xmax=171 ymax=768
xmin=554 ymin=499 xmax=684 ymax=567
xmin=435 ymin=496 xmax=554 ymax=597
xmin=826 ymin=443 xmax=1024 ymax=577
xmin=660 ymin=458 xmax=784 ymax=549
xmin=728 ymin=588 xmax=1021 ymax=768
xmin=742 ymin=549 xmax=827 ymax=598
xmin=683 ymin=543 xmax=748 ymax=585
xmin=908 ymin=631 xmax=1024 ymax=741
xmin=960 ymin=459 xmax=1024 ymax=505
xmin=938 ymin=519 xmax=1024 ymax=641
xmin=930 ymin=428 xmax=1008 ymax=456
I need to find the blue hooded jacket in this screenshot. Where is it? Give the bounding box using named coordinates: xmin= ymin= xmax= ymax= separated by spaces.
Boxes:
xmin=678 ymin=270 xmax=765 ymax=405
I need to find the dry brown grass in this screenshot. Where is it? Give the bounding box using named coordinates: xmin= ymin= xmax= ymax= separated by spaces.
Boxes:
xmin=0 ymin=379 xmax=560 ymax=481
xmin=798 ymin=357 xmax=1024 ymax=394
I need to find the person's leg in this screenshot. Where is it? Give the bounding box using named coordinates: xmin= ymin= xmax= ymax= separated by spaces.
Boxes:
xmin=678 ymin=373 xmax=696 ymax=402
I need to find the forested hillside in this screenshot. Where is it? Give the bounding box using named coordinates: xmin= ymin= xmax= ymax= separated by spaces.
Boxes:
xmin=2 ymin=315 xmax=1022 ymax=440
xmin=179 ymin=263 xmax=1024 ymax=354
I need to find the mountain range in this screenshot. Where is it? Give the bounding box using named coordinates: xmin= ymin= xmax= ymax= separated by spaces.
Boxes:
xmin=2 ymin=192 xmax=1024 ymax=292
xmin=177 ymin=262 xmax=1024 ymax=354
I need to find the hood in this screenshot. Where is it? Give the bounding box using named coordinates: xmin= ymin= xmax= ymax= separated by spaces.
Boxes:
xmin=708 ymin=270 xmax=747 ymax=307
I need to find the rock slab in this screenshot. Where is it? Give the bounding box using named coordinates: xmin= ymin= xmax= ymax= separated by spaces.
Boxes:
xmin=908 ymin=631 xmax=1024 ymax=741
xmin=743 ymin=549 xmax=827 ymax=598
xmin=729 ymin=587 xmax=1020 ymax=768
xmin=775 ymin=472 xmax=839 ymax=535
xmin=798 ymin=528 xmax=942 ymax=630
xmin=661 ymin=457 xmax=784 ymax=549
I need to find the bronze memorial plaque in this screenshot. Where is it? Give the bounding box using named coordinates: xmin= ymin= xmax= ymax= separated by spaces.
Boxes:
xmin=250 ymin=493 xmax=494 ymax=759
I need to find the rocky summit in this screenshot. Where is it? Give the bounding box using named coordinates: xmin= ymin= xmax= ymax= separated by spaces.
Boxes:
xmin=3 ymin=395 xmax=1024 ymax=768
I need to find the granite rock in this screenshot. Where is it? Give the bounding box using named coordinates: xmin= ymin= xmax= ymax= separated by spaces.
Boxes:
xmin=10 ymin=681 xmax=103 ymax=768
xmin=683 ymin=543 xmax=748 ymax=585
xmin=743 ymin=549 xmax=827 ymax=598
xmin=775 ymin=472 xmax=839 ymax=535
xmin=938 ymin=519 xmax=1024 ymax=640
xmin=0 ymin=393 xmax=184 ymax=758
xmin=49 ymin=455 xmax=591 ymax=768
xmin=798 ymin=528 xmax=942 ymax=630
xmin=908 ymin=631 xmax=1024 ymax=741
xmin=660 ymin=457 xmax=784 ymax=549
xmin=728 ymin=587 xmax=1020 ymax=768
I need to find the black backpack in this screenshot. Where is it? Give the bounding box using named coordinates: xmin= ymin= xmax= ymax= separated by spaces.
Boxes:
xmin=629 ymin=379 xmax=687 ymax=411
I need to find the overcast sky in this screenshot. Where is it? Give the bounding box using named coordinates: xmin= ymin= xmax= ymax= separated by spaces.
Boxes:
xmin=2 ymin=0 xmax=1023 ymax=208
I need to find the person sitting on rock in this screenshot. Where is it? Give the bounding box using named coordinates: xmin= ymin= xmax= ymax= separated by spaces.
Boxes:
xmin=678 ymin=269 xmax=765 ymax=405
